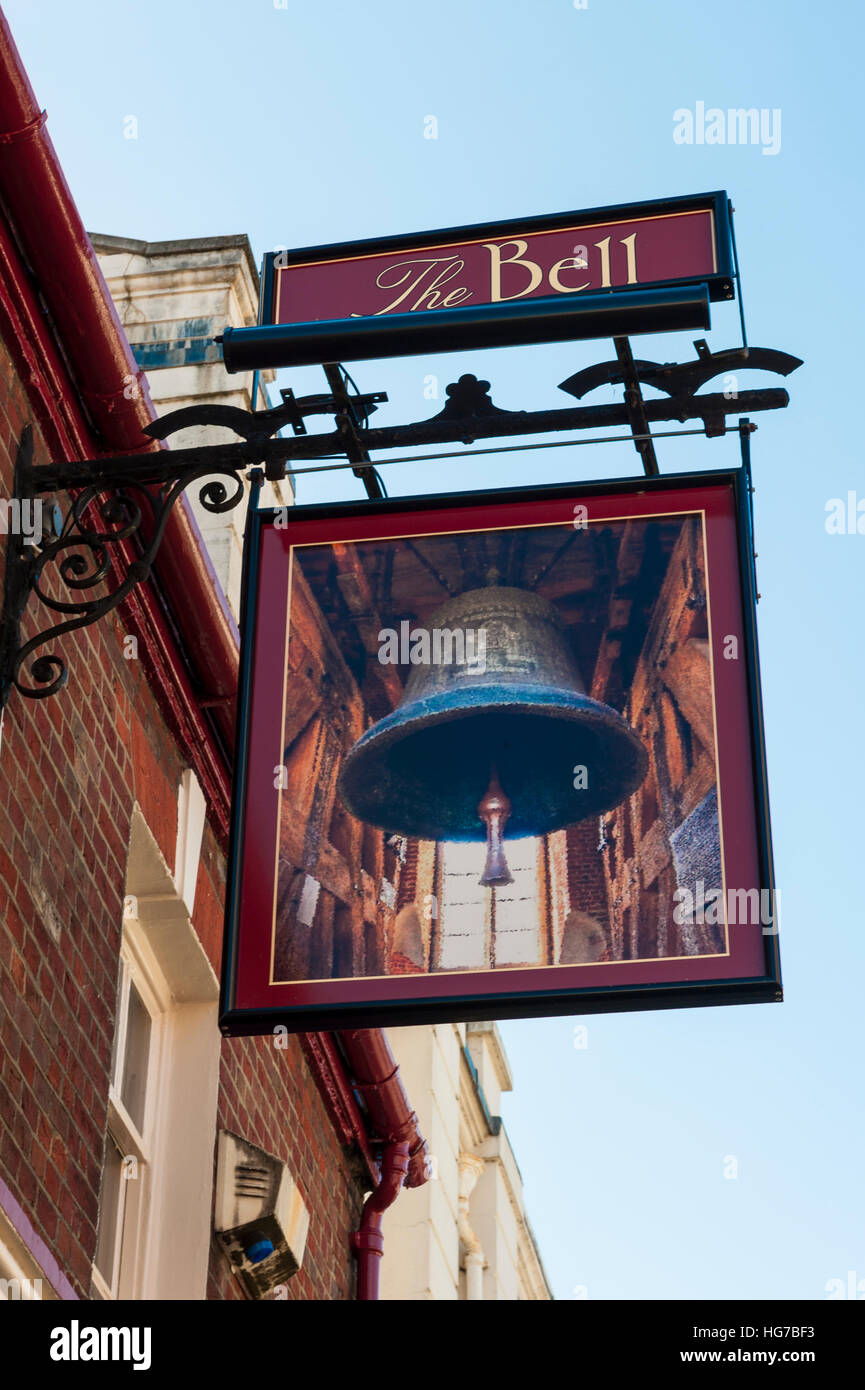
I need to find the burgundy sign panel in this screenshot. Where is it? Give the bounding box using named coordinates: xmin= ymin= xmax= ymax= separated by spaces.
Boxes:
xmin=263 ymin=191 xmax=734 ymax=328
xmin=220 ymin=470 xmax=780 ymax=1035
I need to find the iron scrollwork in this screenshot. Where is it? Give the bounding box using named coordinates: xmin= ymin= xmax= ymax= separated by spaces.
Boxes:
xmin=0 ymin=405 xmax=275 ymax=708
xmin=9 ymin=460 xmax=245 ymax=702
xmin=0 ymin=342 xmax=800 ymax=711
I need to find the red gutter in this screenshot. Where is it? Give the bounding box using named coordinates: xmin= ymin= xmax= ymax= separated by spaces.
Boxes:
xmin=0 ymin=189 xmax=236 ymax=834
xmin=340 ymin=1030 xmax=429 ymax=1189
xmin=0 ymin=8 xmax=239 ymax=764
xmin=0 ymin=5 xmax=428 ymax=1286
xmin=0 ymin=134 xmax=234 ymax=836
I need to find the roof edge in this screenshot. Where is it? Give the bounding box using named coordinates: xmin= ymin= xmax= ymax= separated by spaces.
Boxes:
xmin=89 ymin=231 xmax=261 ymax=289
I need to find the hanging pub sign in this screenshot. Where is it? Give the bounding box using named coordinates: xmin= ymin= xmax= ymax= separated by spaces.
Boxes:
xmin=220 ymin=468 xmax=781 ymax=1035
xmin=219 ymin=191 xmax=734 ymax=371
xmin=263 ymin=190 xmax=734 ymax=323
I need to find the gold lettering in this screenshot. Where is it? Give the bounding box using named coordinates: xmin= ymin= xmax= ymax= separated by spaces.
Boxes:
xmin=482 ymin=239 xmax=543 ymax=302
xmin=367 ymin=258 xmax=457 ymax=315
xmin=359 ymin=256 xmax=473 ymax=315
xmin=409 ymin=258 xmax=471 ymax=311
xmin=620 ymin=232 xmax=638 ymax=284
xmin=548 ymin=256 xmax=590 ymax=294
xmin=352 ymin=230 xmax=638 ymax=317
xmin=594 ymin=236 xmax=612 ymax=289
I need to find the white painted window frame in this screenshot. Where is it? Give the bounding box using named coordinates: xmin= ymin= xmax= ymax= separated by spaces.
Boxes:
xmin=92 ymin=926 xmax=168 ymax=1301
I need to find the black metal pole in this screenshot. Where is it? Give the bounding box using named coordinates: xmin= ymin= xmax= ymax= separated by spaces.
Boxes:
xmin=321 ymin=363 xmax=383 ymax=500
xmin=20 ymin=388 xmax=790 ymax=496
xmin=613 ymin=336 xmax=659 ymax=477
xmin=218 ymin=285 xmax=712 ymax=372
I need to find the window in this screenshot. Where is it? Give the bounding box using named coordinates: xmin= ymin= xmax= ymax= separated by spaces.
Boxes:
xmin=92 ymin=936 xmax=165 ymax=1301
xmin=436 ymin=839 xmax=543 ymax=970
xmin=91 ymin=802 xmax=222 ymax=1301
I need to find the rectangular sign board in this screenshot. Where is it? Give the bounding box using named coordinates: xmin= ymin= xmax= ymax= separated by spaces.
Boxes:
xmin=220 ymin=469 xmax=780 ymax=1035
xmin=261 ymin=191 xmax=734 ymax=328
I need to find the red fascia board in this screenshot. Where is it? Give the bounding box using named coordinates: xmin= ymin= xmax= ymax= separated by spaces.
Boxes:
xmin=0 ymin=7 xmax=239 ymax=764
xmin=0 ymin=196 xmax=236 ymax=835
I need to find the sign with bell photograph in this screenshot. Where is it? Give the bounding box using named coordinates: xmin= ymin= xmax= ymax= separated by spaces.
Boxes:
xmin=220 ymin=469 xmax=781 ymax=1034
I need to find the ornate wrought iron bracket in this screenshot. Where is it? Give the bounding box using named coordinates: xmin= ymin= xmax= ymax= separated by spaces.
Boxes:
xmin=0 ymin=418 xmax=268 ymax=709
xmin=559 ymin=339 xmax=803 ymax=472
xmin=0 ymin=341 xmax=800 ymax=710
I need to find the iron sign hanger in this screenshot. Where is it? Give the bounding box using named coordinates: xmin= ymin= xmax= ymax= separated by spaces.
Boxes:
xmin=0 ymin=336 xmax=800 ymax=711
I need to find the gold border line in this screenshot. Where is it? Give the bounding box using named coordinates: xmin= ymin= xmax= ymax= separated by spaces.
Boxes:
xmin=268 ymin=545 xmax=294 ymax=989
xmin=701 ymin=503 xmax=730 ymax=956
xmin=268 ymin=506 xmax=731 ymax=985
xmin=274 ymin=207 xmax=718 ymax=291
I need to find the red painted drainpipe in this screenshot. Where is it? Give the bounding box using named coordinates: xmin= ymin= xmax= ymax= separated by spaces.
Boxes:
xmin=351 ymin=1142 xmax=410 ymax=1301
xmin=343 ymin=1030 xmax=430 ymax=1300
xmin=341 ymin=1029 xmax=429 ymax=1189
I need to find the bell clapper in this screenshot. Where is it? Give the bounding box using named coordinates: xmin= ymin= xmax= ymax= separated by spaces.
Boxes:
xmin=478 ymin=765 xmax=514 ymax=887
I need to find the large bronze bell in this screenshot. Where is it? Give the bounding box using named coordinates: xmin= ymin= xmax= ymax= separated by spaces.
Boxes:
xmin=337 ymin=583 xmax=648 ymax=885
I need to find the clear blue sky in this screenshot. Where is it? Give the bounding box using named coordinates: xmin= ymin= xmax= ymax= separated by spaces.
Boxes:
xmin=8 ymin=0 xmax=863 ymax=1299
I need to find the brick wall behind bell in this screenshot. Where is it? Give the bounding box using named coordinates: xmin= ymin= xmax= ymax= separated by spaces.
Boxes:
xmin=564 ymin=818 xmax=607 ymax=920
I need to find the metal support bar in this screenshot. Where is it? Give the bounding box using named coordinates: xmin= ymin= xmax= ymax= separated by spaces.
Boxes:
xmin=613 ymin=336 xmax=658 ymax=477
xmin=21 ymin=386 xmax=792 ymax=497
xmin=0 ymin=342 xmax=799 ymax=710
xmin=728 ymin=201 xmax=749 ymax=354
xmin=279 ymin=385 xmax=386 ymax=436
xmin=739 ymin=416 xmax=759 ymax=599
xmin=0 ymin=427 xmax=37 ymax=708
xmin=218 ymin=284 xmax=712 ymax=372
xmin=0 ymin=434 xmax=250 ymax=707
xmin=321 ymin=363 xmax=384 ymax=499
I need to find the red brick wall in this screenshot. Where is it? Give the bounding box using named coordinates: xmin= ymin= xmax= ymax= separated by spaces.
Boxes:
xmin=0 ymin=324 xmax=364 ymax=1300
xmin=563 ymin=818 xmax=608 ymax=920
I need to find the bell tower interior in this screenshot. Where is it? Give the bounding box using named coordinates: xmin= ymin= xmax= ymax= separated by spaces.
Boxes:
xmin=273 ymin=511 xmax=724 ymax=984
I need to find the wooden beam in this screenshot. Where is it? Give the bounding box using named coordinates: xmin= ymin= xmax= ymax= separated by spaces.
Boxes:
xmin=659 ymin=638 xmax=714 ymax=753
xmin=332 ymin=541 xmax=404 ymax=709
